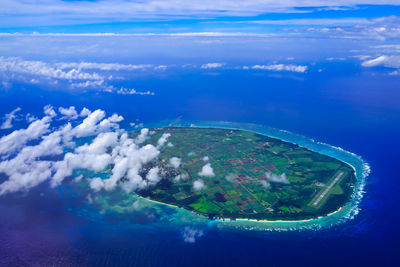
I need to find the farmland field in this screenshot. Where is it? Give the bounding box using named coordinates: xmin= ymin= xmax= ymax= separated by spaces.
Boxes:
xmin=131 ymin=127 xmax=356 ymax=221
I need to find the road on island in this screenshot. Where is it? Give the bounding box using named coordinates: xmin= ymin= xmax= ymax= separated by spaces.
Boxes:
xmin=312 ymin=172 xmax=343 ymax=207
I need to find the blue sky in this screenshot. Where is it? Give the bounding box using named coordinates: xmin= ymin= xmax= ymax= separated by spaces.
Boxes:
xmin=0 ymin=1 xmax=400 ymax=35
xmin=0 ymin=1 xmax=399 ymax=96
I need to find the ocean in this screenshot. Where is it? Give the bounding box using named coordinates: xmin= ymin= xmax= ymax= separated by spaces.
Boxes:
xmin=0 ymin=36 xmax=399 ymax=266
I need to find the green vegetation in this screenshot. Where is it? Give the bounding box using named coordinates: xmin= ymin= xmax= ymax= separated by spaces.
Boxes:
xmin=130 ymin=127 xmax=356 ymax=221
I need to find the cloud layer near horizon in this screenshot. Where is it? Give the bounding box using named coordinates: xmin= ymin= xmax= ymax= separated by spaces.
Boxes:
xmin=0 ymin=56 xmax=156 ymax=95
xmin=1 ymin=1 xmax=400 ymax=28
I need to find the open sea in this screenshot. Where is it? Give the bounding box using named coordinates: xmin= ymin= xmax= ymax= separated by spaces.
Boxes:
xmin=0 ymin=36 xmax=399 ymax=266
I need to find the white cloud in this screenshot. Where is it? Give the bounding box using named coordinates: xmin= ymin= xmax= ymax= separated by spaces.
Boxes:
xmin=0 ymin=57 xmax=156 ymax=96
xmin=44 ymin=105 xmax=57 ymax=118
xmin=0 ymin=120 xmax=73 ymax=194
xmin=182 ymin=227 xmax=204 ymax=243
xmin=56 ymin=62 xmax=154 ymax=71
xmin=135 ymin=128 xmax=149 ymax=144
xmin=201 ymin=63 xmax=223 ymax=69
xmin=73 ymin=109 xmax=106 ymax=137
xmin=25 ymin=113 xmax=38 ymax=123
xmin=104 ymin=157 xmax=128 ymax=191
xmin=70 ymin=80 xmax=104 ymax=89
xmin=0 ymin=106 xmax=165 ymax=195
xmin=0 ymin=107 xmax=21 ymax=130
xmin=198 ymin=163 xmax=215 ymax=177
xmin=80 ymin=108 xmax=91 ymax=117
xmin=107 ymin=113 xmax=124 ymax=123
xmin=0 ymin=160 xmax=53 ymax=195
xmin=157 ymin=133 xmax=171 ymax=148
xmin=238 ymin=18 xmax=369 ymax=26
xmin=173 ymin=173 xmax=189 ymax=183
xmin=251 ymin=64 xmax=308 ymax=73
xmin=116 ymin=87 xmax=155 ymax=95
xmin=154 ymin=65 xmax=167 ymax=71
xmin=299 ymin=16 xmax=400 ymax=40
xmin=361 ymin=55 xmax=400 ymax=68
xmin=193 ymin=179 xmax=205 ymax=191
xmin=0 ymin=32 xmax=274 ymax=37
xmin=265 ymin=171 xmax=290 ymax=184
xmin=260 ymin=180 xmax=271 ymax=189
xmin=202 ymin=156 xmax=209 ymax=162
xmin=2 ymin=1 xmax=400 ymax=29
xmin=90 ymin=177 xmax=105 ymax=192
xmin=225 ymin=173 xmax=237 ymax=182
xmin=0 ymin=110 xmax=52 ymax=156
xmin=146 ymin=166 xmax=161 ymax=185
xmin=0 ymin=57 xmax=103 ymax=81
xmin=168 ymin=157 xmax=181 ymax=169
xmin=58 ymin=106 xmax=78 ymax=120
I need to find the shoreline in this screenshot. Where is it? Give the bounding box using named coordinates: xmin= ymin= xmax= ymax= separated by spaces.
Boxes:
xmin=131 ymin=123 xmax=367 ymax=226
xmin=136 ymin=192 xmax=346 ymax=224
xmin=218 ymin=207 xmax=343 ymax=224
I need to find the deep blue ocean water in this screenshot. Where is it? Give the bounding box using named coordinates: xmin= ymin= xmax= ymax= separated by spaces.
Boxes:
xmin=0 ymin=56 xmax=399 ymax=265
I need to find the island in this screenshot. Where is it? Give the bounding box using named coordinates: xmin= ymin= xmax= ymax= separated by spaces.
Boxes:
xmin=129 ymin=127 xmax=356 ymax=221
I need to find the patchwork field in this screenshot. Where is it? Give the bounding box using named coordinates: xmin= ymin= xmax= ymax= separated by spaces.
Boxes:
xmin=130 ymin=127 xmax=356 ymax=221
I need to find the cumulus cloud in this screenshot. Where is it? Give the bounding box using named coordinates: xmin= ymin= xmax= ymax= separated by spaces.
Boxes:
xmin=260 ymin=180 xmax=271 ymax=189
xmin=73 ymin=109 xmax=106 ymax=137
xmin=201 ymin=63 xmax=224 ymax=69
xmin=0 ymin=105 xmax=165 ymax=195
xmin=182 ymin=227 xmax=204 ymax=243
xmin=265 ymin=171 xmax=290 ymax=184
xmin=135 ymin=128 xmax=149 ymax=144
xmin=146 ymin=167 xmax=161 ymax=185
xmin=251 ymin=64 xmax=308 ymax=73
xmin=25 ymin=113 xmax=38 ymax=123
xmin=90 ymin=177 xmax=105 ymax=192
xmin=0 ymin=107 xmax=21 ymax=130
xmin=157 ymin=133 xmax=171 ymax=148
xmin=0 ymin=116 xmax=73 ymax=194
xmin=44 ymin=105 xmax=57 ymax=118
xmin=193 ymin=179 xmax=205 ymax=191
xmin=58 ymin=106 xmax=78 ymax=120
xmin=168 ymin=157 xmax=181 ymax=169
xmin=198 ymin=163 xmax=215 ymax=177
xmin=80 ymin=108 xmax=91 ymax=117
xmin=173 ymin=173 xmax=189 ymax=183
xmin=65 ymin=132 xmax=118 ymax=173
xmin=0 ymin=109 xmax=52 ymax=156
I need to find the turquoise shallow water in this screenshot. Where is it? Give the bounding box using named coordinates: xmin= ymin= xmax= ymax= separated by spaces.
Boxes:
xmin=88 ymin=120 xmax=370 ymax=231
